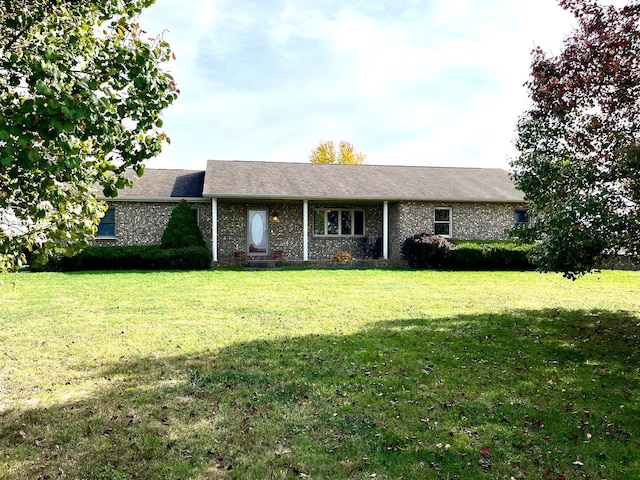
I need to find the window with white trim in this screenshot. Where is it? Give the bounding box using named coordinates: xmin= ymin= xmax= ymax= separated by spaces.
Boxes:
xmin=313 ymin=209 xmax=365 ymax=236
xmin=96 ymin=207 xmax=116 ymax=238
xmin=434 ymin=207 xmax=452 ymax=238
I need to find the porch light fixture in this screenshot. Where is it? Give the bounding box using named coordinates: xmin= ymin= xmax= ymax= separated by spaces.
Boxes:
xmin=271 ymin=211 xmax=280 ymax=223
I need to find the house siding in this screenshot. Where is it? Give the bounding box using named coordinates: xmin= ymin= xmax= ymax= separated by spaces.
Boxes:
xmin=215 ymin=200 xmax=384 ymax=261
xmin=390 ymin=201 xmax=527 ymax=259
xmin=308 ymin=204 xmax=383 ymax=260
xmin=96 ymin=201 xmax=212 ymax=248
xmin=99 ymin=199 xmax=526 ymax=264
xmin=217 ymin=201 xmax=305 ymax=261
xmin=388 ymin=202 xmax=402 ymax=262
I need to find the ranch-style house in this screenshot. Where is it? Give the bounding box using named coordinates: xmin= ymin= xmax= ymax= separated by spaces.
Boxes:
xmin=96 ymin=160 xmax=529 ymax=263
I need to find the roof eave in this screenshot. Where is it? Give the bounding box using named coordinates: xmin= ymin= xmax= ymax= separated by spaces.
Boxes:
xmin=202 ymin=193 xmax=525 ymax=203
xmin=99 ymin=196 xmax=209 ymax=203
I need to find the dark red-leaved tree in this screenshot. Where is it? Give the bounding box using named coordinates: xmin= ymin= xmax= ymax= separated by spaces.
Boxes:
xmin=511 ymin=0 xmax=640 ymax=278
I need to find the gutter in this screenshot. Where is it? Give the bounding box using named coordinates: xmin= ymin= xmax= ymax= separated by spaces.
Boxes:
xmin=200 ymin=194 xmax=526 ymax=203
xmin=97 ymin=196 xmax=210 ymax=203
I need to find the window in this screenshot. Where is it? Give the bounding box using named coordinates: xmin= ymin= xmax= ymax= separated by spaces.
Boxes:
xmin=313 ymin=209 xmax=365 ymax=236
xmin=514 ymin=209 xmax=530 ymax=225
xmin=434 ymin=207 xmax=451 ymax=238
xmin=191 ymin=206 xmax=199 ymax=225
xmin=96 ymin=207 xmax=115 ymax=238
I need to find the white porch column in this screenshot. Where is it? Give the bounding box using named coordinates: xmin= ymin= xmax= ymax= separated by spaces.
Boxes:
xmin=383 ymin=201 xmax=389 ymax=260
xmin=303 ymin=199 xmax=309 ymax=261
xmin=211 ymin=198 xmax=218 ymax=262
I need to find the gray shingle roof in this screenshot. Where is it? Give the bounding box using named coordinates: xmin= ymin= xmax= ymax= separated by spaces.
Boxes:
xmin=107 ymin=169 xmax=205 ymax=199
xmin=100 ymin=161 xmax=524 ymax=203
xmin=202 ymin=160 xmax=524 ymax=202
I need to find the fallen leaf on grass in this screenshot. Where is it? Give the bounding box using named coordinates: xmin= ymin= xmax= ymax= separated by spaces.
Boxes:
xmin=212 ymin=457 xmax=233 ymax=471
xmin=275 ymin=443 xmax=292 ymax=457
xmin=284 ymin=462 xmax=308 ymax=478
xmin=478 ymin=448 xmax=492 ymax=472
xmin=478 ymin=457 xmax=491 ymax=472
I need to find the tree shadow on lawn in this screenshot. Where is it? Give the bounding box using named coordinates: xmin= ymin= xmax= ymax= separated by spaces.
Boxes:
xmin=1 ymin=309 xmax=639 ymax=479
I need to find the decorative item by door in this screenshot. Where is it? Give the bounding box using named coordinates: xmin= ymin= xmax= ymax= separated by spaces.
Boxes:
xmin=247 ymin=209 xmax=268 ymax=255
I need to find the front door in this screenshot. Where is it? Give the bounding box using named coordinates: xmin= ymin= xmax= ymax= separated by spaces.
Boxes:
xmin=247 ymin=209 xmax=268 ymax=256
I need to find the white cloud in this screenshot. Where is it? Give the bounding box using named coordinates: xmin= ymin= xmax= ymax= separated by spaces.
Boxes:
xmin=139 ymin=0 xmax=589 ymax=170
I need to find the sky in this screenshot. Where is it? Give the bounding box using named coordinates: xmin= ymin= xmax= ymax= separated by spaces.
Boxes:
xmin=137 ymin=0 xmax=622 ymax=171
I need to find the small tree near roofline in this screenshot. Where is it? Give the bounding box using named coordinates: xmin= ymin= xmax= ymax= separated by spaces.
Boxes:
xmin=309 ymin=140 xmax=366 ymax=164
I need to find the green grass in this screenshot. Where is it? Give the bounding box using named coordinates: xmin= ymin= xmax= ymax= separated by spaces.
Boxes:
xmin=0 ymin=269 xmax=639 ymax=479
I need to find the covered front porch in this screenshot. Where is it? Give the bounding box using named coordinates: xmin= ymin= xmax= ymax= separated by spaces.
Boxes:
xmin=209 ymin=198 xmax=391 ymax=263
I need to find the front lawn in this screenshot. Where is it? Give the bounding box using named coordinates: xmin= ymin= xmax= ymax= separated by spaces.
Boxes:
xmin=1 ymin=270 xmax=639 ymax=479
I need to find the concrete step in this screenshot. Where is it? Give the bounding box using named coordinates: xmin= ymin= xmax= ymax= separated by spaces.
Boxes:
xmin=244 ymin=259 xmax=279 ymax=270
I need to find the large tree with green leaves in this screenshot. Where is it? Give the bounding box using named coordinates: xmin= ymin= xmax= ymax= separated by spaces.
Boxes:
xmin=0 ymin=0 xmax=178 ymax=271
xmin=309 ymin=140 xmax=366 ymax=164
xmin=511 ymin=0 xmax=640 ymax=278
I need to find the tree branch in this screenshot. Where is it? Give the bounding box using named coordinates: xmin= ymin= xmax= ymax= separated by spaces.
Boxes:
xmin=1 ymin=1 xmax=48 ymax=53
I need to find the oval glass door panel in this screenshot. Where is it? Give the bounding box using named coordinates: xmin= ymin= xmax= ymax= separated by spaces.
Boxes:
xmin=247 ymin=210 xmax=268 ymax=254
xmin=251 ymin=214 xmax=264 ymax=245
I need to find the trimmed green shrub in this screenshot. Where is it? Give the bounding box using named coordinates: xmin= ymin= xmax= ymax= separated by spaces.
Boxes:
xmin=41 ymin=245 xmax=212 ymax=271
xmin=161 ymin=199 xmax=206 ymax=249
xmin=448 ymin=240 xmax=535 ymax=270
xmin=446 ymin=242 xmax=486 ymax=270
xmin=401 ymin=233 xmax=452 ymax=268
xmin=401 ymin=237 xmax=535 ymax=271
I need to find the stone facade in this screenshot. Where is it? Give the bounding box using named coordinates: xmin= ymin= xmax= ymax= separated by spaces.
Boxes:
xmin=102 ymin=199 xmax=527 ymax=263
xmin=216 ymin=200 xmax=384 ymax=261
xmin=308 ymin=203 xmax=383 ymax=260
xmin=217 ymin=201 xmax=306 ymax=261
xmin=95 ymin=201 xmax=212 ymax=248
xmin=389 ymin=201 xmax=527 ymax=259
xmin=388 ymin=202 xmax=402 ymax=261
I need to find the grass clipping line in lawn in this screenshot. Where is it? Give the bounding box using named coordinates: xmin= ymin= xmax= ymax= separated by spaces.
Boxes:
xmin=0 ymin=270 xmax=639 ymax=479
